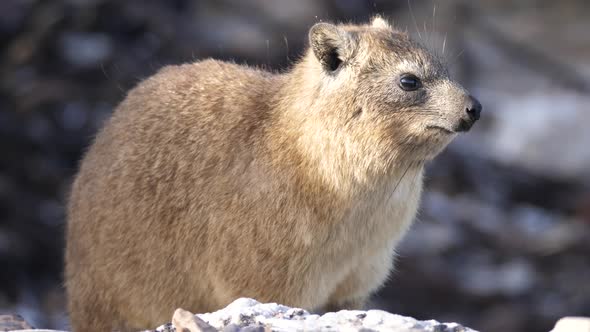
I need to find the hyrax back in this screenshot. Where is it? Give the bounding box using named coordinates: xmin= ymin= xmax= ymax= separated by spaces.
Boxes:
xmin=66 ymin=17 xmax=480 ymax=331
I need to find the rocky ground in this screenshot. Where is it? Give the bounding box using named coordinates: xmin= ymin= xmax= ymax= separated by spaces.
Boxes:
xmin=0 ymin=1 xmax=589 ymax=332
xmin=2 ymin=299 xmax=589 ymax=332
xmin=157 ymin=298 xmax=479 ymax=332
xmin=0 ymin=298 xmax=481 ymax=331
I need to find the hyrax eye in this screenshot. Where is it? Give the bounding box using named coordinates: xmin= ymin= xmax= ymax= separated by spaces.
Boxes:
xmin=399 ymin=74 xmax=422 ymax=91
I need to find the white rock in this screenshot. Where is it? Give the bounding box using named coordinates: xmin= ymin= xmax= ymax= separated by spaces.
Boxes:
xmin=551 ymin=316 xmax=590 ymax=332
xmin=152 ymin=298 xmax=479 ymax=332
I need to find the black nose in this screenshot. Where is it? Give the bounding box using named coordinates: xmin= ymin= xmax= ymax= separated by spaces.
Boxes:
xmin=465 ymin=95 xmax=482 ymax=121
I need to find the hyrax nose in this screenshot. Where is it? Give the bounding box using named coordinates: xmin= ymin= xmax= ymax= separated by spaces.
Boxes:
xmin=465 ymin=95 xmax=482 ymax=122
xmin=456 ymin=95 xmax=482 ymax=132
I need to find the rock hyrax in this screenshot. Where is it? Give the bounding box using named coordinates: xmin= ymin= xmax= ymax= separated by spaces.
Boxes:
xmin=65 ymin=17 xmax=482 ymax=332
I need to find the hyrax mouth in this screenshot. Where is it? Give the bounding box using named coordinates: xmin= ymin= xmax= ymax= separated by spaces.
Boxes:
xmin=426 ymin=125 xmax=455 ymax=135
xmin=428 ymin=95 xmax=483 ymax=134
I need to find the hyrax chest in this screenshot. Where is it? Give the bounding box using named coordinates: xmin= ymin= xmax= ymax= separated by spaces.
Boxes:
xmin=306 ymin=167 xmax=424 ymax=302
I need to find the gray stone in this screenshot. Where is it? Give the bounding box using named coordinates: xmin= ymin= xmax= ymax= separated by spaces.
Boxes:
xmin=172 ymin=308 xmax=216 ymax=332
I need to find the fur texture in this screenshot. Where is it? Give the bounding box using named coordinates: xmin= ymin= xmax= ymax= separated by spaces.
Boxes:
xmin=65 ymin=18 xmax=477 ymax=331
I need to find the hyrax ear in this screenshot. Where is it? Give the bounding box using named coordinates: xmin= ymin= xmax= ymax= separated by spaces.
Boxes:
xmin=371 ymin=16 xmax=391 ymax=30
xmin=309 ymin=23 xmax=354 ymax=72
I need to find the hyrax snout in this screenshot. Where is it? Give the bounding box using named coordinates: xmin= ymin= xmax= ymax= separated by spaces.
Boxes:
xmin=65 ymin=17 xmax=481 ymax=332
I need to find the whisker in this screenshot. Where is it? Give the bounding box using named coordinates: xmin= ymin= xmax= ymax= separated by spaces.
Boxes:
xmin=395 ymin=112 xmax=438 ymax=116
xmin=392 ymin=111 xmax=435 ymax=116
xmin=283 ymin=36 xmax=290 ymax=62
xmin=432 ymin=1 xmax=437 ymax=56
xmin=393 ymin=110 xmax=453 ymax=123
xmin=407 ymin=0 xmax=422 ymax=40
xmin=432 ymin=1 xmax=437 ymax=32
xmin=449 ymin=49 xmax=465 ymax=66
xmin=387 ymin=157 xmax=414 ymax=204
xmin=395 ymin=109 xmax=442 ymax=113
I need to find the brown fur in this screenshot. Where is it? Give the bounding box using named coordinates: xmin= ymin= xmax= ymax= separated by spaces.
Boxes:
xmin=65 ymin=18 xmax=479 ymax=331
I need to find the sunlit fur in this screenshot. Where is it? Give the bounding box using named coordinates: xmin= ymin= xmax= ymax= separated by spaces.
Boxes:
xmin=65 ymin=17 xmax=473 ymax=332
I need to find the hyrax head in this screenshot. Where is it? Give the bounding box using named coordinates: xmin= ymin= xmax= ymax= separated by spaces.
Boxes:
xmin=307 ymin=17 xmax=482 ymax=163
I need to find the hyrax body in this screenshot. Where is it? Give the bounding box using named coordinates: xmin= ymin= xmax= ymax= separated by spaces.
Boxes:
xmin=65 ymin=18 xmax=481 ymax=331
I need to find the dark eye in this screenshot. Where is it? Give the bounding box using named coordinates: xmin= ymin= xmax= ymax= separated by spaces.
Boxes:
xmin=399 ymin=74 xmax=422 ymax=91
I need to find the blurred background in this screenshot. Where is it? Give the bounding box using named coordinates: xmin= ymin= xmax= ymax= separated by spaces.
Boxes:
xmin=1 ymin=0 xmax=589 ymax=331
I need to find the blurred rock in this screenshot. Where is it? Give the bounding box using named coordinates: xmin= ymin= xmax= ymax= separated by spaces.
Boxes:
xmin=399 ymin=221 xmax=464 ymax=256
xmin=251 ymin=0 xmax=324 ymax=26
xmin=59 ymin=32 xmax=113 ymax=68
xmin=0 ymin=314 xmax=34 ymax=330
xmin=481 ymin=92 xmax=590 ymax=181
xmin=458 ymin=4 xmax=590 ymax=182
xmin=0 ymin=0 xmax=33 ymax=37
xmin=59 ymin=102 xmax=89 ymax=132
xmin=511 ymin=205 xmax=587 ymax=254
xmin=457 ymin=259 xmax=537 ymax=297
